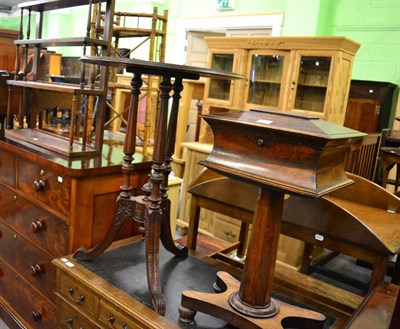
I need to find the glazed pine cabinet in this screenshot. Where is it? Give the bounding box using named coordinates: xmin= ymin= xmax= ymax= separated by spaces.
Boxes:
xmin=200 ymin=36 xmax=360 ymax=143
xmin=0 ymin=139 xmax=150 ymax=329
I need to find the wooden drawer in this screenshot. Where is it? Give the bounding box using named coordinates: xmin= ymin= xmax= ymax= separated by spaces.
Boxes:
xmin=212 ymin=215 xmax=241 ymax=243
xmin=0 ymin=184 xmax=69 ymax=256
xmin=0 ymin=149 xmax=15 ymax=186
xmin=99 ymin=299 xmax=142 ymax=329
xmin=58 ymin=272 xmax=98 ymax=317
xmin=0 ymin=258 xmax=57 ymax=329
xmin=58 ymin=300 xmax=99 ymax=329
xmin=0 ymin=221 xmax=57 ymax=302
xmin=17 ymin=158 xmax=71 ymax=216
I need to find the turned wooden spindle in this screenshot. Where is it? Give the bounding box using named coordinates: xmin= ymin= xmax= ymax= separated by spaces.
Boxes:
xmin=145 ymin=76 xmax=172 ymax=315
xmin=14 ymin=8 xmax=23 ymax=80
xmin=23 ymin=8 xmax=31 ymax=81
xmin=68 ymin=94 xmax=77 ymax=151
xmin=159 ymin=77 xmax=187 ymax=256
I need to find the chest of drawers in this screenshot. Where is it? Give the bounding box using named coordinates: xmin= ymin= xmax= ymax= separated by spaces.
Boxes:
xmin=0 ymin=139 xmax=151 ymax=328
xmin=53 ymin=238 xmax=183 ymax=329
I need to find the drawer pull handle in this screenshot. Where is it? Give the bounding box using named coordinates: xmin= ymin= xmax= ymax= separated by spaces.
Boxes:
xmin=224 ymin=230 xmax=237 ymax=238
xmin=30 ymin=264 xmax=43 ymax=276
xmin=66 ymin=317 xmax=74 ymax=329
xmin=108 ymin=315 xmax=129 ymax=329
xmin=33 ymin=179 xmax=45 ymax=192
xmin=257 ymin=138 xmax=265 ymax=146
xmin=67 ymin=287 xmax=85 ymax=304
xmin=108 ymin=315 xmax=115 ymax=324
xmin=31 ymin=309 xmax=42 ymax=321
xmin=66 ymin=317 xmax=84 ymax=329
xmin=31 ymin=220 xmax=44 ymax=233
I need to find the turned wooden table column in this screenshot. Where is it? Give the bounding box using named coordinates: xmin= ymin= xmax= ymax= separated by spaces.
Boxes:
xmin=179 ymin=109 xmax=365 ymax=328
xmin=73 ymin=56 xmax=242 ymax=315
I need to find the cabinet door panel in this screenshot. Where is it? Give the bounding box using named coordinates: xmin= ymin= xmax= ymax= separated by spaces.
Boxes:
xmin=204 ymin=49 xmax=244 ymax=107
xmin=245 ymin=50 xmax=289 ymax=109
xmin=344 ymin=98 xmax=380 ymax=133
xmin=289 ymin=51 xmax=336 ymax=118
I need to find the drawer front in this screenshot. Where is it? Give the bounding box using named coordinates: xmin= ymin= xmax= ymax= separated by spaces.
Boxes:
xmin=0 ymin=258 xmax=57 ymax=329
xmin=0 ymin=149 xmax=15 ymax=186
xmin=58 ymin=272 xmax=98 ymax=317
xmin=0 ymin=221 xmax=57 ymax=302
xmin=0 ymin=184 xmax=69 ymax=256
xmin=212 ymin=214 xmax=241 ymax=243
xmin=0 ymin=185 xmax=16 ymax=219
xmin=58 ymin=300 xmax=99 ymax=329
xmin=18 ymin=158 xmax=71 ymax=216
xmin=99 ymin=300 xmax=143 ymax=329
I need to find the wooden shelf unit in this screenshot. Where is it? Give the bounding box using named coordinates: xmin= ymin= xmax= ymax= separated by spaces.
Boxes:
xmin=6 ymin=0 xmax=116 ymax=157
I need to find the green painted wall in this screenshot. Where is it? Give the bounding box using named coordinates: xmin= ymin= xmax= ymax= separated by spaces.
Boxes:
xmin=1 ymin=0 xmax=398 ymax=85
xmin=316 ymin=0 xmax=400 ymax=85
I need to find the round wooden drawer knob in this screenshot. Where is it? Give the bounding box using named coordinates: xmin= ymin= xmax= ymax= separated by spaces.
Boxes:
xmin=33 ymin=179 xmax=45 ymax=192
xmin=30 ymin=264 xmax=43 ymax=277
xmin=31 ymin=309 xmax=42 ymax=321
xmin=31 ymin=220 xmax=44 ymax=233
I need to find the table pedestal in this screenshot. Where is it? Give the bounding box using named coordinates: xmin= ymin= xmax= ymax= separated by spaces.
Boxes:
xmin=179 ymin=188 xmax=326 ymax=328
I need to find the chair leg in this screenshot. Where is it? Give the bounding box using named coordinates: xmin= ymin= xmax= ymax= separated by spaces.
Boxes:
xmin=236 ymin=222 xmax=250 ymax=258
xmin=392 ymin=254 xmax=400 ymax=285
xmin=300 ymin=243 xmax=314 ymax=275
xmin=187 ymin=195 xmax=201 ymax=251
xmin=395 ymin=164 xmax=400 ymax=192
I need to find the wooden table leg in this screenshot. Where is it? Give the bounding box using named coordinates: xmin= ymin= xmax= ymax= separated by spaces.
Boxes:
xmin=381 ymin=153 xmax=397 ymax=188
xmin=180 ymin=188 xmax=326 ymax=328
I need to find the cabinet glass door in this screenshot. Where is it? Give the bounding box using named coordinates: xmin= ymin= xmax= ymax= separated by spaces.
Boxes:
xmin=294 ymin=56 xmax=332 ymax=113
xmin=208 ymin=52 xmax=235 ymax=101
xmin=247 ymin=52 xmax=287 ymax=108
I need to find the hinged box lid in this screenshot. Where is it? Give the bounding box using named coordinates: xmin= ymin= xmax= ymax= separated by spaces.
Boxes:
xmin=200 ymin=109 xmax=366 ymax=197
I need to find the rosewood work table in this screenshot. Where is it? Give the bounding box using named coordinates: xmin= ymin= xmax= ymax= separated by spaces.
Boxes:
xmin=178 ymin=110 xmax=365 ymax=328
xmin=72 ymin=56 xmax=242 ymax=315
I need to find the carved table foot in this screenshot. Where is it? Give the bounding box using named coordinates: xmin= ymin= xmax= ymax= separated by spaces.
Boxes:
xmin=73 ymin=196 xmax=140 ymax=261
xmin=161 ymin=200 xmax=188 ymax=258
xmin=180 ymin=271 xmax=326 ymax=329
